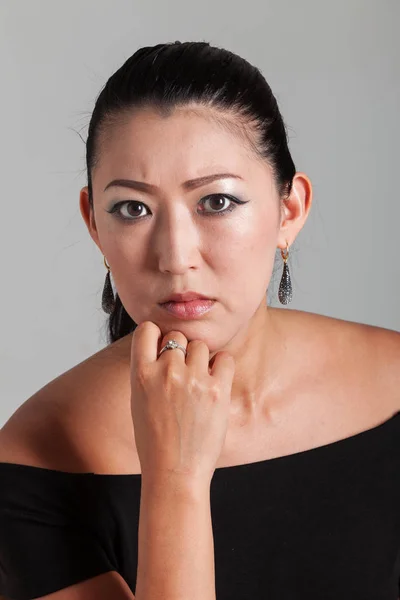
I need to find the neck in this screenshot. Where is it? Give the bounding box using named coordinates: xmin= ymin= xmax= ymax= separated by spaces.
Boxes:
xmin=119 ymin=303 xmax=290 ymax=425
xmin=210 ymin=304 xmax=289 ymax=425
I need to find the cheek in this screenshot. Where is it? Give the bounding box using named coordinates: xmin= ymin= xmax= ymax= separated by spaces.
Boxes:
xmin=209 ymin=218 xmax=278 ymax=310
xmin=215 ymin=213 xmax=278 ymax=274
xmin=101 ymin=210 xmax=278 ymax=319
xmin=100 ymin=239 xmax=144 ymax=303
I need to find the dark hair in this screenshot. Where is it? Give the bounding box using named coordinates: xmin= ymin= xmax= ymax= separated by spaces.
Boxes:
xmin=85 ymin=41 xmax=296 ymax=345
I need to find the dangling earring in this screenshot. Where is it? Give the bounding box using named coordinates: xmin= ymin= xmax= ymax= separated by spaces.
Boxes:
xmin=278 ymin=240 xmax=293 ymax=305
xmin=102 ymin=256 xmax=116 ymax=314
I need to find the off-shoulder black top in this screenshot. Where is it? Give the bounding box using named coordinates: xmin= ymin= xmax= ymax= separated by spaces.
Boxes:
xmin=1 ymin=410 xmax=400 ymax=600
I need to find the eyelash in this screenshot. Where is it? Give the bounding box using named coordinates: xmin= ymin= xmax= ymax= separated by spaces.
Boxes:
xmin=106 ymin=194 xmax=247 ymax=222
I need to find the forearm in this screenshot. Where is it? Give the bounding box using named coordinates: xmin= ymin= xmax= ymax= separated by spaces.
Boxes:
xmin=135 ymin=474 xmax=215 ymax=600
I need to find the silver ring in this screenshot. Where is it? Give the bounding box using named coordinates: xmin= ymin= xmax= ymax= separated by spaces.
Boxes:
xmin=158 ymin=339 xmax=187 ymax=358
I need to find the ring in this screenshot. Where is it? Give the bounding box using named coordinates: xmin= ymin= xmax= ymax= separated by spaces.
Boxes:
xmin=158 ymin=339 xmax=187 ymax=358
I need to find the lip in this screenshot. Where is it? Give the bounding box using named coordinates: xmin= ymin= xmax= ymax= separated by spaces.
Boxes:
xmin=159 ymin=299 xmax=215 ymax=319
xmin=159 ymin=291 xmax=213 ymax=303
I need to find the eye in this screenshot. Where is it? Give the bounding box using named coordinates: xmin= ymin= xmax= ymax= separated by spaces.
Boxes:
xmin=109 ymin=201 xmax=149 ymax=221
xmin=107 ymin=194 xmax=248 ymax=222
xmin=199 ymin=194 xmax=238 ymax=216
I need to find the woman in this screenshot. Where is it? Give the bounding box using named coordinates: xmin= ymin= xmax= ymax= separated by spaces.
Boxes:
xmin=0 ymin=41 xmax=399 ymax=600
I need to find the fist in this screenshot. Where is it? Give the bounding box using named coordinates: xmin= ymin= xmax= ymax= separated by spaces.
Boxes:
xmin=129 ymin=321 xmax=235 ymax=485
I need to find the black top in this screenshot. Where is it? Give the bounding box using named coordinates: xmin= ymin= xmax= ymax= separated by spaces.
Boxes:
xmin=1 ymin=410 xmax=400 ymax=600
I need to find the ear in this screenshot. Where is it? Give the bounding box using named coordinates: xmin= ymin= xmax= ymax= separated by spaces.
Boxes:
xmin=277 ymin=172 xmax=313 ymax=250
xmin=79 ymin=186 xmax=103 ymax=253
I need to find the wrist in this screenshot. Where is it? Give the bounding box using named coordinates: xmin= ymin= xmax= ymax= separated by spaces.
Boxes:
xmin=140 ymin=470 xmax=211 ymax=501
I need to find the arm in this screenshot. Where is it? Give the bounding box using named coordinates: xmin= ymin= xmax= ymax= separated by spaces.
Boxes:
xmin=135 ymin=473 xmax=215 ymax=600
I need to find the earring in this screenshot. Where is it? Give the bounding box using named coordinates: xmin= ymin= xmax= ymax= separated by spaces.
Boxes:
xmin=278 ymin=240 xmax=293 ymax=305
xmin=102 ymin=256 xmax=116 ymax=314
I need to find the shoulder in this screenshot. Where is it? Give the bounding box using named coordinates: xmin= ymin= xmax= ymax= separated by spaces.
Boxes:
xmin=1 ymin=313 xmax=399 ymax=472
xmin=305 ymin=309 xmax=399 ymax=372
xmin=277 ymin=306 xmax=399 ymax=353
xmin=276 ymin=308 xmax=400 ymax=410
xmin=0 ymin=331 xmax=137 ymax=474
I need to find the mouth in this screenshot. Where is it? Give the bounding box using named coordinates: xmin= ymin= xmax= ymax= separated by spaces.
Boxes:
xmin=159 ymin=291 xmax=213 ymax=303
xmin=159 ymin=298 xmax=216 ymax=319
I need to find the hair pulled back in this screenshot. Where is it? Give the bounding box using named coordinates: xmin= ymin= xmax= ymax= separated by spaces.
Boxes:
xmin=85 ymin=41 xmax=296 ymax=345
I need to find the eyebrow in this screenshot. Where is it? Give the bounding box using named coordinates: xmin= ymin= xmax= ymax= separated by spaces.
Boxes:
xmin=103 ymin=173 xmax=243 ymax=193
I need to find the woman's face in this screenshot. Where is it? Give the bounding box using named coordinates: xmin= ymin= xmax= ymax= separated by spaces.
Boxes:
xmin=83 ymin=106 xmax=286 ymax=351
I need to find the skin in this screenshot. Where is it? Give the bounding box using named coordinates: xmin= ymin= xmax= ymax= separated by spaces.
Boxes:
xmin=79 ymin=104 xmax=312 ymax=429
xmin=0 ymin=103 xmax=398 ymax=600
xmin=1 ymin=98 xmax=398 ymax=474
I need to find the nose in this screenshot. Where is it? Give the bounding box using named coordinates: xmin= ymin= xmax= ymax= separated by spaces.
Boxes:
xmin=153 ymin=208 xmax=200 ymax=275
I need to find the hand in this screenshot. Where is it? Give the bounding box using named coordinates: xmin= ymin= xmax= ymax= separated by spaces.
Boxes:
xmin=129 ymin=321 xmax=235 ymax=486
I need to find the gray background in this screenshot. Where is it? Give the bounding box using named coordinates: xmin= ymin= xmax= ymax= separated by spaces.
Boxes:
xmin=0 ymin=0 xmax=399 ymax=427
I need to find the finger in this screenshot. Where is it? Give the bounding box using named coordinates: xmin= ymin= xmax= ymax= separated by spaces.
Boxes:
xmin=158 ymin=330 xmax=188 ymax=362
xmin=209 ymin=351 xmax=235 ymax=387
xmin=131 ymin=321 xmax=163 ymax=367
xmin=185 ymin=340 xmax=211 ymax=374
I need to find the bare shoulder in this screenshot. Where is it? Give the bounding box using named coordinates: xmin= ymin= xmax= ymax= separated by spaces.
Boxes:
xmin=1 ymin=311 xmax=398 ymax=474
xmin=285 ymin=306 xmax=399 ymax=349
xmin=0 ymin=332 xmax=136 ymax=474
xmin=278 ymin=308 xmax=400 ymax=411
